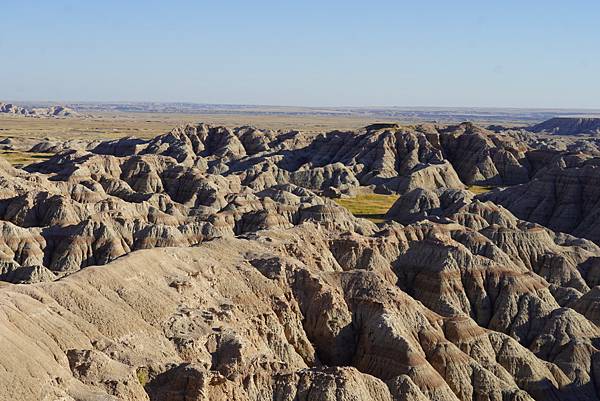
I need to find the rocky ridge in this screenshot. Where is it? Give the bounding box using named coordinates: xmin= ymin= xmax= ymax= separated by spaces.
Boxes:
xmin=0 ymin=102 xmax=78 ymax=117
xmin=2 ymin=122 xmax=600 ymax=400
xmin=530 ymin=117 xmax=600 ymax=136
xmin=481 ymin=155 xmax=600 ymax=243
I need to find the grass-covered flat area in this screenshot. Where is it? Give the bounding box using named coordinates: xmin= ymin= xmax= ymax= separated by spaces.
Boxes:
xmin=0 ymin=150 xmax=52 ymax=167
xmin=334 ymin=193 xmax=400 ymax=223
xmin=336 ymin=185 xmax=495 ymax=223
xmin=0 ymin=112 xmax=385 ymax=141
xmin=467 ymin=185 xmax=495 ymax=195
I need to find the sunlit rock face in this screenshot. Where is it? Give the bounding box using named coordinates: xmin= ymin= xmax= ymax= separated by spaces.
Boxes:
xmin=2 ymin=122 xmax=600 ymax=401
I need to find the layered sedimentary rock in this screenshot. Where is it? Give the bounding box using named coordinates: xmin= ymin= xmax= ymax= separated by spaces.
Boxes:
xmin=482 ymin=155 xmax=600 ymax=244
xmin=4 ymin=212 xmax=600 ymax=401
xmin=2 ymin=122 xmax=600 ymax=400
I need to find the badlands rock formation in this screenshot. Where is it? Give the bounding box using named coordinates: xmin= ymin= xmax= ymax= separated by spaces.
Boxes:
xmin=0 ymin=102 xmax=78 ymax=117
xmin=481 ymin=155 xmax=600 ymax=243
xmin=2 ymin=121 xmax=600 ymax=400
xmin=530 ymin=117 xmax=600 ymax=136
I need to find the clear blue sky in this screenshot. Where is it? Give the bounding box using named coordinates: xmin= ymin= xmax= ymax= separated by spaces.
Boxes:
xmin=2 ymin=0 xmax=599 ymax=108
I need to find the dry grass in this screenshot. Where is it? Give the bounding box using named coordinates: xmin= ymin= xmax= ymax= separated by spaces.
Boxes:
xmin=334 ymin=193 xmax=400 ymax=223
xmin=0 ymin=114 xmax=185 ymax=141
xmin=467 ymin=185 xmax=495 ymax=195
xmin=0 ymin=112 xmax=387 ymax=143
xmin=136 ymin=368 xmax=149 ymax=387
xmin=0 ymin=150 xmax=52 ymax=167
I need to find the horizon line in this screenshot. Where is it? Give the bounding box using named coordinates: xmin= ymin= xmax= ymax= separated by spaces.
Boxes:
xmin=4 ymin=99 xmax=600 ymax=112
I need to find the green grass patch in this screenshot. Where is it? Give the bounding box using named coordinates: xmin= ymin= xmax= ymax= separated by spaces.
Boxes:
xmin=467 ymin=185 xmax=494 ymax=195
xmin=0 ymin=150 xmax=52 ymax=167
xmin=334 ymin=193 xmax=399 ymax=223
xmin=136 ymin=367 xmax=149 ymax=387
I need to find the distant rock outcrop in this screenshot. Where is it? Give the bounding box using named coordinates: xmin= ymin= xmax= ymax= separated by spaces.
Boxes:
xmin=0 ymin=103 xmax=27 ymax=115
xmin=0 ymin=101 xmax=78 ymax=117
xmin=529 ymin=117 xmax=600 ymax=136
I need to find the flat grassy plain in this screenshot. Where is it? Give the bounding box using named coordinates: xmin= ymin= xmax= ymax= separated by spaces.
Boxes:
xmin=0 ymin=150 xmax=51 ymax=167
xmin=334 ymin=193 xmax=400 ymax=223
xmin=0 ymin=114 xmax=189 ymax=141
xmin=0 ymin=112 xmax=390 ymax=142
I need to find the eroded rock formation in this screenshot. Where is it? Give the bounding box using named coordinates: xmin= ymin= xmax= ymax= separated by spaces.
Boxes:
xmin=1 ymin=121 xmax=600 ymax=400
xmin=530 ymin=117 xmax=600 ymax=136
xmin=0 ymin=102 xmax=78 ymax=117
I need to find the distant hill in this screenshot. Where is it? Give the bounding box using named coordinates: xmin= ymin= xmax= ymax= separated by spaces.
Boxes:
xmin=530 ymin=117 xmax=600 ymax=135
xmin=0 ymin=102 xmax=78 ymax=117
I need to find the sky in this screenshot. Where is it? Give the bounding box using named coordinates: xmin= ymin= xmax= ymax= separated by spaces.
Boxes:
xmin=1 ymin=0 xmax=599 ymax=109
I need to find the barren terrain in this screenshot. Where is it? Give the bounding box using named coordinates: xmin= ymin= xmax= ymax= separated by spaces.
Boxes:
xmin=2 ymin=107 xmax=600 ymax=400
